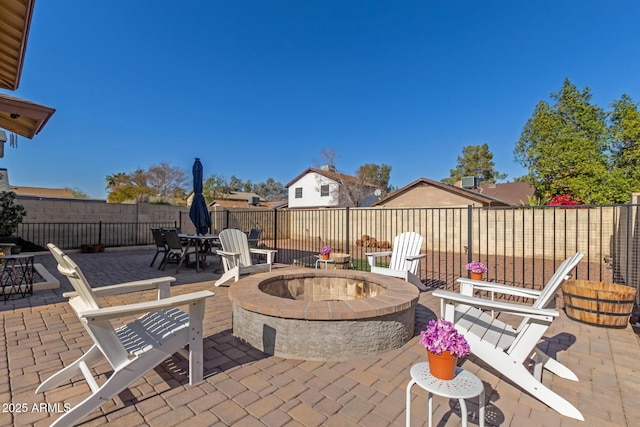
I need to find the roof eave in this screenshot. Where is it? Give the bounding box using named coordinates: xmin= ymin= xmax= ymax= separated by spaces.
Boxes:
xmin=0 ymin=0 xmax=36 ymax=91
xmin=0 ymin=92 xmax=56 ymax=139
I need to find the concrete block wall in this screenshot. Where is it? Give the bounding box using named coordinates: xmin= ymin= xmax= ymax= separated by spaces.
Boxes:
xmin=18 ymin=198 xmax=187 ymax=224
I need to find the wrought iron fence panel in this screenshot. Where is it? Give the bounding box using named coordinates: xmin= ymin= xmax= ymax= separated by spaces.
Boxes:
xmin=17 ymin=221 xmax=177 ymax=250
xmin=14 ymin=203 xmax=640 ymax=303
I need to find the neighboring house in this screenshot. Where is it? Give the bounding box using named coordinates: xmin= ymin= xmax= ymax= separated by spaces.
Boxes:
xmin=470 ymin=182 xmax=535 ymax=206
xmin=11 ymin=185 xmax=75 ymax=199
xmin=285 ymin=167 xmax=380 ymax=208
xmin=204 ymin=191 xmax=272 ymax=209
xmin=373 ymin=177 xmax=510 ymax=208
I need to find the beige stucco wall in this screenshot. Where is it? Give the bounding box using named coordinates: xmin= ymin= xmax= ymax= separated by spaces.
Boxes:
xmin=378 ymin=185 xmax=484 ymax=208
xmin=285 ymin=205 xmax=619 ymax=262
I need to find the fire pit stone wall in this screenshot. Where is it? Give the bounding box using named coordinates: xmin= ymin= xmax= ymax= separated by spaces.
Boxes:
xmin=228 ymin=268 xmax=420 ymax=361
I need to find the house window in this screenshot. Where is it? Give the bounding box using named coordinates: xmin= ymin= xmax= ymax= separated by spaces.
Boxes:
xmin=295 ymin=187 xmax=303 ymax=198
xmin=320 ymin=185 xmax=329 ymax=197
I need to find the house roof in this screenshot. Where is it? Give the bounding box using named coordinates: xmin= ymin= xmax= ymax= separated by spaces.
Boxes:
xmin=10 ymin=185 xmax=75 ymax=199
xmin=471 ymin=182 xmax=535 ymax=206
xmin=373 ymin=177 xmax=509 ymax=207
xmin=0 ymin=92 xmax=55 ymax=139
xmin=187 ymin=190 xmax=265 ymax=202
xmin=208 ymin=199 xmax=282 ymax=209
xmin=0 ymin=0 xmax=34 ymax=91
xmin=224 ymin=191 xmax=265 ymax=202
xmin=206 ymin=191 xmax=276 ymax=208
xmin=285 ymin=167 xmax=378 ymax=189
xmin=0 ymin=0 xmax=55 ymax=139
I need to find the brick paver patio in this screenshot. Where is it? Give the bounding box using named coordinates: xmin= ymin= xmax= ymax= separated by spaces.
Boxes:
xmin=0 ymin=248 xmax=638 ymax=426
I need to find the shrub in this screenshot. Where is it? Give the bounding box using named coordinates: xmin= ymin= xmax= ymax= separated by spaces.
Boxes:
xmin=0 ymin=192 xmax=26 ymax=237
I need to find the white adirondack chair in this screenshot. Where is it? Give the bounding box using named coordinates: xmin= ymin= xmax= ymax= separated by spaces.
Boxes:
xmin=432 ymin=252 xmax=585 ymax=420
xmin=366 ymin=232 xmax=427 ymax=290
xmin=38 ymin=244 xmax=214 ymax=427
xmin=214 ymin=228 xmax=277 ymax=286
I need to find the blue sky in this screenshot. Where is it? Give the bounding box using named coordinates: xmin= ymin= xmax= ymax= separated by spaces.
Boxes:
xmin=2 ymin=0 xmax=640 ymax=199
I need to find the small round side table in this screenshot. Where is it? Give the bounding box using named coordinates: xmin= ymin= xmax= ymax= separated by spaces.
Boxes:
xmin=406 ymin=362 xmax=484 ymax=427
xmin=315 ymin=258 xmax=336 ymax=269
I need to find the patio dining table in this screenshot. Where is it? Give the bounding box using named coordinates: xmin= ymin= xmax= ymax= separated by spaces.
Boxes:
xmin=178 ymin=233 xmax=220 ymax=272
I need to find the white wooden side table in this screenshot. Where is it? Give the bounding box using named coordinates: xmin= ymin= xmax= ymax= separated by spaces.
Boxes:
xmin=406 ymin=362 xmax=484 ymax=427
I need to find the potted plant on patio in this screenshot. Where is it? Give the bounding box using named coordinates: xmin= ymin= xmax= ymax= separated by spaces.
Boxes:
xmin=419 ymin=319 xmax=471 ymax=380
xmin=320 ymin=245 xmax=332 ymax=260
xmin=466 ymin=260 xmax=487 ymax=280
xmin=0 ymin=191 xmax=26 ymax=254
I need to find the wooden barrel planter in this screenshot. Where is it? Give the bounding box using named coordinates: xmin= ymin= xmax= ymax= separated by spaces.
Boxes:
xmin=81 ymin=243 xmax=106 ymax=253
xmin=562 ymin=280 xmax=636 ymax=329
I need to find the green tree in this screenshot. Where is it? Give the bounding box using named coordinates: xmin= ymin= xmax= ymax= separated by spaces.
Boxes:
xmin=107 ymin=185 xmax=155 ymax=204
xmin=106 ymin=172 xmax=141 ymax=203
xmin=318 ymin=149 xmax=384 ymax=207
xmin=227 ymin=175 xmax=244 ymax=192
xmin=442 ymin=143 xmax=506 ymax=185
xmin=106 ymin=172 xmax=129 ymax=189
xmin=356 ymin=163 xmax=393 ymax=196
xmin=253 ymin=178 xmax=287 ymax=201
xmin=203 ymin=173 xmax=229 ymax=202
xmin=203 ymin=173 xmax=286 ymax=202
xmin=105 ymin=163 xmax=187 ymax=203
xmin=514 ymin=78 xmax=628 ymax=204
xmin=66 ymin=187 xmax=89 ymax=198
xmin=610 ymin=94 xmax=640 ymax=195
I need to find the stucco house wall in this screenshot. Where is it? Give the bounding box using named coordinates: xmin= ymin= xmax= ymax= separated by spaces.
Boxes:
xmin=287 ymin=172 xmax=339 ymax=208
xmin=374 ymin=177 xmax=508 ymax=208
xmin=378 ymin=185 xmax=486 ymax=208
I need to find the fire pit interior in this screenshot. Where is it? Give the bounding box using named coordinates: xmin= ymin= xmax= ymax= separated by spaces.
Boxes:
xmin=259 ymin=274 xmax=387 ymax=301
xmin=228 ymin=268 xmax=420 ymax=361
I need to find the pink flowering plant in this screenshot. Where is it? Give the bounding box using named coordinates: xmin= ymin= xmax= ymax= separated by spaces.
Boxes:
xmin=465 ymin=261 xmax=487 ymax=274
xmin=419 ymin=319 xmax=471 ymax=357
xmin=548 ymin=193 xmax=581 ymax=207
xmin=320 ymin=245 xmax=332 ymax=255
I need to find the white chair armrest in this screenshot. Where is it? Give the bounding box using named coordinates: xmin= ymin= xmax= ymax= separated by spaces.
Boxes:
xmin=457 ymin=278 xmax=543 ymax=299
xmin=79 ymin=290 xmax=214 ymax=321
xmin=249 ymin=249 xmax=277 ymax=255
xmin=250 ymin=248 xmax=277 ymax=264
xmin=217 ymin=250 xmax=240 ymax=259
xmin=365 ymin=251 xmax=393 ymax=257
xmin=63 ymin=277 xmax=176 ymax=299
xmin=405 ymin=254 xmax=426 ymax=261
xmin=432 ymin=289 xmax=558 ymax=321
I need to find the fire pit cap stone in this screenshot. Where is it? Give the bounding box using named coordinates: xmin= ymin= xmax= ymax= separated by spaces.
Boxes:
xmin=229 ymin=267 xmax=419 ymax=320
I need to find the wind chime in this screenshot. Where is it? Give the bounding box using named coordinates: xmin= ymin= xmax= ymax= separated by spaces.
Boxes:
xmin=0 ymin=131 xmax=17 ymax=158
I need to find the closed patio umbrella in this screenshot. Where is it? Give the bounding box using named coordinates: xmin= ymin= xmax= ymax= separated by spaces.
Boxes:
xmin=189 ymin=158 xmax=211 ymax=235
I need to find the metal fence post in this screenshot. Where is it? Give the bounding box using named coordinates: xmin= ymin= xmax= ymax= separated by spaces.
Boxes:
xmin=98 ymin=221 xmax=103 ymax=245
xmin=467 ymin=205 xmax=473 ymax=275
xmin=345 ymin=207 xmax=350 ymax=255
xmin=273 ymin=209 xmax=278 ymax=256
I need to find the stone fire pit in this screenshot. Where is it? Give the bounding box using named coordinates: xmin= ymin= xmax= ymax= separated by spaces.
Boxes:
xmin=228 ymin=268 xmax=420 ymax=361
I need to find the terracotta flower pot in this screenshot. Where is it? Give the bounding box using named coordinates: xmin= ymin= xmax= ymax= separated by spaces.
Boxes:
xmin=427 ymin=350 xmax=458 ymax=380
xmin=470 ymin=272 xmax=483 ymax=280
xmin=321 ymin=253 xmax=330 ymax=260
